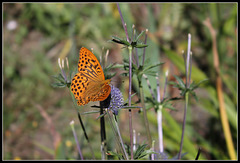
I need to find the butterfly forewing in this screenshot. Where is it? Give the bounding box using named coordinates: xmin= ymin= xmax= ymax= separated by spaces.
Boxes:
xmin=78 ymin=47 xmax=104 ymax=82
xmin=71 ymin=73 xmax=91 ymax=105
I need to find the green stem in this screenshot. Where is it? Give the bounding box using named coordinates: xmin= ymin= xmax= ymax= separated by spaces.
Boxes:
xmin=157 ymin=106 xmax=163 ymax=153
xmin=178 ymin=92 xmax=189 ymax=159
xmin=139 ymin=85 xmax=152 ymax=146
xmin=106 ymin=110 xmax=129 ymax=160
xmin=113 ymin=114 xmax=129 ymax=160
xmin=128 ymin=46 xmax=134 ymax=160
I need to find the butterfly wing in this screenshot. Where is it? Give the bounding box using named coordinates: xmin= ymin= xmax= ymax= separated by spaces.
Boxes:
xmin=78 ymin=47 xmax=105 ymax=82
xmin=71 ymin=73 xmax=91 ymax=106
xmin=71 ymin=47 xmax=111 ymax=106
xmin=91 ymin=84 xmax=111 ymax=101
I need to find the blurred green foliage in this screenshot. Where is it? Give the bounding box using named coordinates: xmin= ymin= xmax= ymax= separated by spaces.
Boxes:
xmin=3 ymin=3 xmax=237 ymax=160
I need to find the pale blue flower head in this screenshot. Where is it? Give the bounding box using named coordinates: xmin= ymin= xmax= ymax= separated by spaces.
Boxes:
xmin=108 ymin=85 xmax=124 ymax=115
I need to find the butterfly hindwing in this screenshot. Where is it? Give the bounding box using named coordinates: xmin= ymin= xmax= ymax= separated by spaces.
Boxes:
xmin=91 ymin=84 xmax=111 ymax=101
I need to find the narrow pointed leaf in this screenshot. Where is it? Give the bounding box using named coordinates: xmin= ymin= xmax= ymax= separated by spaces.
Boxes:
xmin=143 ymin=62 xmax=164 ymax=73
xmin=81 ymin=110 xmax=100 ymax=115
xmin=51 ymin=82 xmax=66 ymax=88
xmin=135 ymin=44 xmax=148 ymax=48
xmin=191 ymin=91 xmax=198 ymax=102
xmin=96 ymin=112 xmax=107 ymax=120
xmin=134 ymin=144 xmax=148 ymax=159
xmin=135 ymin=30 xmax=145 ymax=42
xmin=174 ymin=75 xmax=186 ymax=89
xmin=193 ymin=79 xmax=209 ymax=89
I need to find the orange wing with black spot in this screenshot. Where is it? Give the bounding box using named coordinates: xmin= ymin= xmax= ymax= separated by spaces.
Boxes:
xmin=71 ymin=47 xmax=111 ymax=106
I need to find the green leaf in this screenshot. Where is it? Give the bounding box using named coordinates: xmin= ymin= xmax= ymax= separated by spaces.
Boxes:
xmin=143 ymin=62 xmax=164 ymax=73
xmin=111 ymin=63 xmax=125 ymax=69
xmin=180 ymin=89 xmax=187 ymax=96
xmin=110 ymin=36 xmax=131 ymax=46
xmin=122 ymin=39 xmax=131 ymax=46
xmin=192 ymin=79 xmax=209 ymax=90
xmin=190 ymin=91 xmax=198 ymax=102
xmin=168 ymin=81 xmax=178 ymax=86
xmin=52 ymin=73 xmax=65 ymax=83
xmin=135 ymin=30 xmax=145 ymax=42
xmin=51 ymin=82 xmax=66 ymax=88
xmin=81 ymin=110 xmax=100 ymax=115
xmin=134 ymin=144 xmax=148 ymax=159
xmin=133 ymin=144 xmax=157 ymax=160
xmin=55 ymin=142 xmax=66 ymax=159
xmin=167 ymin=97 xmax=183 ymax=101
xmin=163 ymin=103 xmax=177 ymax=111
xmin=107 ymin=151 xmax=124 ymax=160
xmin=121 ymin=106 xmax=142 ymax=110
xmin=173 ymin=75 xmax=186 ymax=89
xmin=138 ymin=150 xmax=157 ymax=159
xmin=96 ymin=112 xmax=107 ymax=120
xmin=161 ymin=46 xmax=207 ymax=82
xmin=135 ymin=44 xmax=148 ymax=48
xmin=110 ymin=39 xmax=125 ymax=45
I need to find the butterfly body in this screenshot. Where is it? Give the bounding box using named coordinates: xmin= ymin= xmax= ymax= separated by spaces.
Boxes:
xmin=71 ymin=47 xmax=111 ymax=106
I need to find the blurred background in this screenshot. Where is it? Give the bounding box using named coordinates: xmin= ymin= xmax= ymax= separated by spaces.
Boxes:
xmin=3 ymin=3 xmax=237 ymax=160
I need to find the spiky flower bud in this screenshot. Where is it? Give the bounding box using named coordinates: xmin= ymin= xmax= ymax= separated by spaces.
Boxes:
xmin=108 ymin=85 xmax=124 ymax=115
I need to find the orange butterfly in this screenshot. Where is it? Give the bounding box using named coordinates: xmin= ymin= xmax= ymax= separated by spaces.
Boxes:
xmin=71 ymin=47 xmax=111 ymax=106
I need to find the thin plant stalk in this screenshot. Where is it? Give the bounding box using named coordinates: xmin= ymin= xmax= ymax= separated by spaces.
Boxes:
xmin=156 ymin=71 xmax=168 ymax=155
xmin=128 ymin=45 xmax=134 ymax=160
xmin=178 ymin=34 xmax=191 ymax=159
xmin=139 ymin=86 xmax=152 ymax=146
xmin=186 ymin=34 xmax=191 ymax=88
xmin=106 ymin=109 xmax=129 ymax=160
xmin=203 ymin=18 xmax=236 ymax=160
xmin=100 ymin=102 xmax=107 ymax=160
xmin=131 ymin=24 xmax=135 ymax=43
xmin=195 ymin=148 xmax=201 ymax=160
xmin=64 ymin=57 xmax=95 ymax=159
xmin=140 ymin=74 xmax=159 ymax=152
xmin=138 ymin=30 xmax=152 ymax=148
xmin=178 ymin=92 xmax=189 ymax=159
xmin=99 ymin=50 xmax=109 ymax=160
xmin=133 ymin=130 xmax=136 ymax=151
xmin=156 ymin=73 xmax=163 ymax=154
xmin=134 ymin=29 xmax=140 ymax=67
xmin=70 ymin=120 xmax=83 ymax=160
xmin=143 ymin=74 xmax=156 ymax=100
xmin=162 ymin=71 xmax=169 ymax=102
xmin=157 ymin=108 xmax=163 ymax=153
xmin=151 ymin=140 xmax=155 ymax=160
xmin=112 ymin=114 xmax=129 ymax=160
xmin=69 ymin=88 xmax=94 ymax=159
xmin=188 ymin=52 xmax=193 ymax=85
xmin=116 ymin=3 xmax=133 ymax=159
xmin=142 ymin=29 xmax=148 ymax=66
xmin=116 ymin=3 xmax=129 ymax=42
xmin=77 ymin=112 xmax=95 ymax=159
xmin=135 ymin=46 xmax=139 ymax=67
